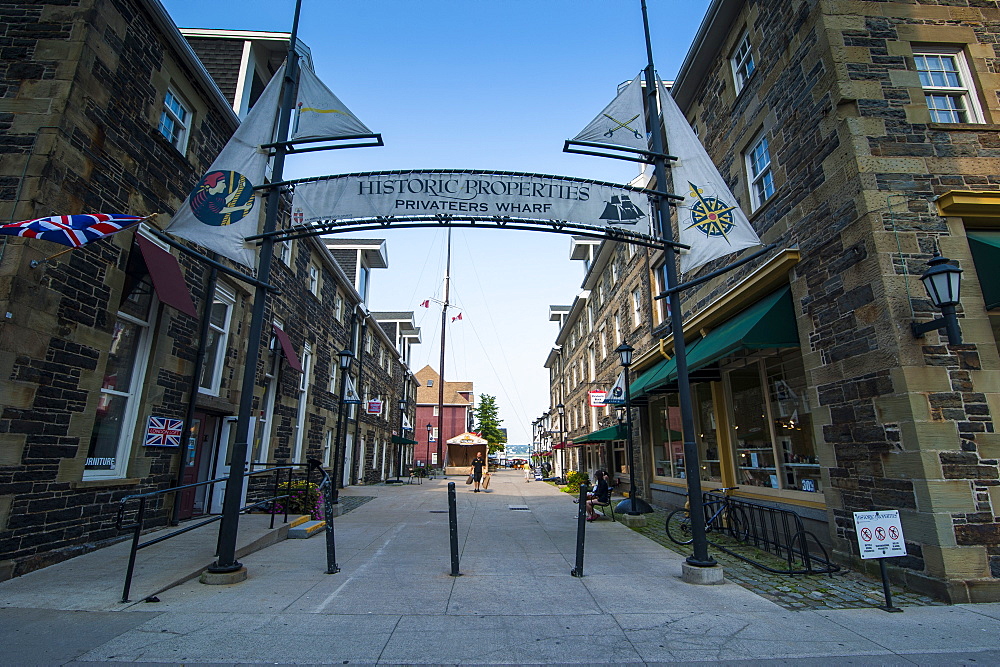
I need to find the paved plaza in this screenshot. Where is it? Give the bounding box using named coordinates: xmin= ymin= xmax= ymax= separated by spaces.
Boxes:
xmin=2 ymin=470 xmax=1000 ymax=665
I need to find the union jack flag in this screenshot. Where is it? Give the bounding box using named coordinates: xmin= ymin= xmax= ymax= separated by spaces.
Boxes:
xmin=0 ymin=214 xmax=145 ymax=248
xmin=144 ymin=416 xmax=183 ymax=448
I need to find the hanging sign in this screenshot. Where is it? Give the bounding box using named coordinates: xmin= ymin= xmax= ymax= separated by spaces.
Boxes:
xmin=589 ymin=390 xmax=607 ymax=407
xmin=292 ymin=170 xmax=652 ymax=231
xmin=853 ymin=510 xmax=907 ymax=559
xmin=366 ymin=399 xmax=383 ymax=415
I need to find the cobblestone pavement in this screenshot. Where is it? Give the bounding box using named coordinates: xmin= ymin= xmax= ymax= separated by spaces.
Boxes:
xmin=335 ymin=494 xmax=374 ymax=515
xmin=619 ymin=505 xmax=945 ymax=611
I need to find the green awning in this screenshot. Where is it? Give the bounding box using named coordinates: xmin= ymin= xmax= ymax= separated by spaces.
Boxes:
xmin=966 ymin=232 xmax=1000 ymax=309
xmin=633 ymin=286 xmax=798 ymax=397
xmin=685 ymin=286 xmax=799 ymax=371
xmin=572 ymin=424 xmax=626 ymax=444
xmin=391 ymin=435 xmax=418 ymax=445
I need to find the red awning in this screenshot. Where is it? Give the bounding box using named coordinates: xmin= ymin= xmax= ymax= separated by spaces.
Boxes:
xmin=136 ymin=236 xmax=197 ymax=317
xmin=271 ymin=324 xmax=302 ymax=371
xmin=552 ymin=443 xmax=566 ymax=449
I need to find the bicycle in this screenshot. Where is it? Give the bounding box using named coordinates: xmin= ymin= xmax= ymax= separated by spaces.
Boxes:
xmin=665 ymin=486 xmax=750 ymax=545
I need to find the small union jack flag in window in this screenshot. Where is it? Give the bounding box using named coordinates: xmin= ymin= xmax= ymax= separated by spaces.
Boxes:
xmin=0 ymin=214 xmax=145 ymax=248
xmin=145 ymin=416 xmax=183 ymax=448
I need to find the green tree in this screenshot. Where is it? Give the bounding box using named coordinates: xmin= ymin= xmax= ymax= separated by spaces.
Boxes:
xmin=474 ymin=394 xmax=506 ymax=454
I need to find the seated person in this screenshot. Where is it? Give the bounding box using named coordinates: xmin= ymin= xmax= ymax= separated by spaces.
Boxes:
xmin=586 ymin=470 xmax=611 ymax=521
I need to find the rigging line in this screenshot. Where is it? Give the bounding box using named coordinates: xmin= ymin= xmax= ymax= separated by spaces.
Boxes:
xmin=451 ymin=280 xmax=532 ymax=437
xmin=456 ymin=233 xmax=533 ymax=428
xmin=403 ymin=227 xmax=440 ymax=320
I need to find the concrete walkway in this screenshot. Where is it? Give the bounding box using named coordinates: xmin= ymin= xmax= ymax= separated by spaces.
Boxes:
xmin=2 ymin=470 xmax=1000 ymax=664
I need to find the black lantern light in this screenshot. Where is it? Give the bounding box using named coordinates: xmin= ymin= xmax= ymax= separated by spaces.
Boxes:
xmin=338 ymin=347 xmax=354 ymax=370
xmin=911 ymin=254 xmax=963 ymax=345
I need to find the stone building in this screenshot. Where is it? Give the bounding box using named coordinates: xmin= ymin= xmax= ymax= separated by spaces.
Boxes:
xmin=548 ymin=0 xmax=1000 ymax=602
xmin=0 ymin=1 xmax=416 ymax=580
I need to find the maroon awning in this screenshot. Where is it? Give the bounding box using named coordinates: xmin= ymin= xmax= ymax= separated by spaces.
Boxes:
xmin=552 ymin=442 xmax=566 ymax=449
xmin=271 ymin=324 xmax=302 ymax=371
xmin=136 ymin=236 xmax=197 ymax=317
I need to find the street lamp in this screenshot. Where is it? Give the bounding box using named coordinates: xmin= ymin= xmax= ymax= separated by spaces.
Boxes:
xmin=615 ymin=339 xmax=652 ymax=515
xmin=555 ymin=403 xmax=565 ymax=479
xmin=426 ymin=423 xmax=434 ymax=468
xmin=396 ymin=397 xmax=408 ymax=482
xmin=332 ymin=347 xmax=355 ymax=503
xmin=911 ymin=254 xmax=963 ymax=345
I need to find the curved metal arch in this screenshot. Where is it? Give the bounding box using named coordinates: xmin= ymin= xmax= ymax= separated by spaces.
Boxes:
xmin=248 ymin=214 xmax=686 ymax=251
xmin=260 ymin=168 xmax=683 ymax=202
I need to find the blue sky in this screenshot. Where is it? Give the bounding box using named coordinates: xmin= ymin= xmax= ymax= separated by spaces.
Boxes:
xmin=161 ymin=0 xmax=712 ymax=443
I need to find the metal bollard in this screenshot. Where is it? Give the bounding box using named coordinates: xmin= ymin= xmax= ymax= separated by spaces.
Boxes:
xmin=308 ymin=459 xmax=339 ymax=574
xmin=571 ymin=482 xmax=587 ymax=577
xmin=448 ymin=482 xmax=461 ymax=576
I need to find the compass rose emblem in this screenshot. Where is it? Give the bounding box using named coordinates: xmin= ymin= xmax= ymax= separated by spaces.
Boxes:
xmin=684 ymin=181 xmax=739 ymax=242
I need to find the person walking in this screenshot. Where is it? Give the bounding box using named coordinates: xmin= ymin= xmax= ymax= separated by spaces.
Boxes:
xmin=470 ymin=451 xmax=486 ymax=492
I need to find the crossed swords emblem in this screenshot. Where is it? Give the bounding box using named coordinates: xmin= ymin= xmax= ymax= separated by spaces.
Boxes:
xmin=603 ymin=113 xmax=642 ymax=140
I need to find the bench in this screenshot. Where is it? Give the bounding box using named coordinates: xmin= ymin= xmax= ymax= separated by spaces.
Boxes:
xmin=406 ymin=467 xmax=423 ymax=485
xmin=592 ymin=498 xmax=616 ymax=522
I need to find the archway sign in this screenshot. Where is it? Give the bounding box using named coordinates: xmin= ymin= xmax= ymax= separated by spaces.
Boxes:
xmin=250 ymin=169 xmax=686 ymax=250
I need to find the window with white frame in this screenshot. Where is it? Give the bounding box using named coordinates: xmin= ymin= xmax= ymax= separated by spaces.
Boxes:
xmin=632 ymin=288 xmax=642 ymax=328
xmin=199 ymin=285 xmax=235 ymax=395
xmin=745 ymin=132 xmax=775 ymax=211
xmin=85 ymin=270 xmax=156 ymax=479
xmin=292 ymin=342 xmax=312 ymax=462
xmin=614 ymin=313 xmax=622 ymax=345
xmin=611 ymin=261 xmax=619 ymax=284
xmin=329 ymin=351 xmax=339 ymax=393
xmin=914 ymin=48 xmax=983 ymax=124
xmin=323 ymin=428 xmax=335 ymax=467
xmin=308 ymin=264 xmax=320 ymax=296
xmin=653 ymin=266 xmax=668 ymax=325
xmin=433 ymin=405 xmax=439 ymax=417
xmin=277 ymin=240 xmax=291 ymax=265
xmin=730 ymin=31 xmax=756 ymax=93
xmin=599 ymin=325 xmax=607 ymax=359
xmin=158 ymin=88 xmax=191 ymax=153
xmin=334 ymin=292 xmax=343 ymax=321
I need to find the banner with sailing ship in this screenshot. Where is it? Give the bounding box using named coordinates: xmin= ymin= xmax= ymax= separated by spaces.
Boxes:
xmin=291 ymin=171 xmax=651 ymax=231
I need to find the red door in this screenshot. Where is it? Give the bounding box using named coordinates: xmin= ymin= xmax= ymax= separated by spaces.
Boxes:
xmin=176 ymin=413 xmax=217 ymax=520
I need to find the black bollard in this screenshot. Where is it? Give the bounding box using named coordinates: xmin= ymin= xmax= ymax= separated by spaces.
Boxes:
xmin=571 ymin=482 xmax=587 ymax=577
xmin=309 ymin=459 xmax=339 ymax=574
xmin=448 ymin=482 xmax=462 ymax=576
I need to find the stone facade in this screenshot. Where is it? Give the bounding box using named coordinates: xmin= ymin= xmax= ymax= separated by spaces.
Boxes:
xmin=0 ymin=1 xmax=417 ymax=581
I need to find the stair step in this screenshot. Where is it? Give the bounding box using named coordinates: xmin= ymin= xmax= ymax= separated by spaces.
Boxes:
xmin=288 ymin=520 xmax=326 ymax=538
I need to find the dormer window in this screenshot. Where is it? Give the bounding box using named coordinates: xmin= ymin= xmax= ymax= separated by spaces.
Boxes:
xmin=427 ymin=379 xmax=434 ymax=387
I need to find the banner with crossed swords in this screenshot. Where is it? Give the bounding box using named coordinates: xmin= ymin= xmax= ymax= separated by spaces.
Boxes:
xmin=571 ymin=75 xmax=648 ymax=152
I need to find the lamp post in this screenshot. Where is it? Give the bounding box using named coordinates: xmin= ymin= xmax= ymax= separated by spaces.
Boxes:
xmin=396 ymin=397 xmax=407 ymax=482
xmin=426 ymin=422 xmax=434 ymax=469
xmin=332 ymin=347 xmax=354 ymax=503
xmin=615 ymin=339 xmax=652 ymax=516
xmin=556 ymin=403 xmax=565 ymax=480
xmin=911 ymin=254 xmax=963 ymax=345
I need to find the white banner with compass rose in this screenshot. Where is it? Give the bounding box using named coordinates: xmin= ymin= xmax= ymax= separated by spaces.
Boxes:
xmin=659 ymin=80 xmax=762 ymax=273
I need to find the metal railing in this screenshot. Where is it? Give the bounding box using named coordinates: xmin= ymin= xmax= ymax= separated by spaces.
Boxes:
xmin=701 ymin=490 xmax=840 ymax=575
xmin=115 ymin=465 xmax=295 ymax=603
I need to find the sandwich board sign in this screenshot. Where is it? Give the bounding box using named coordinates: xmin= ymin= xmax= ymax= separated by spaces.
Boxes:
xmin=853 ymin=509 xmax=906 ymax=559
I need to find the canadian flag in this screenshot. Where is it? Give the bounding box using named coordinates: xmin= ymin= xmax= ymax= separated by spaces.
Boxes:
xmin=420 ymin=300 xmax=430 ymax=308
xmin=451 ymin=313 xmax=463 ymax=322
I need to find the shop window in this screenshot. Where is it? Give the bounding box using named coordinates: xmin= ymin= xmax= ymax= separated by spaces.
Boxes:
xmin=199 ymin=286 xmax=235 ymax=395
xmin=158 ymin=88 xmax=191 ymax=153
xmin=650 ymin=393 xmax=685 ymax=480
xmin=694 ymin=382 xmax=722 ymax=482
xmin=85 ymin=266 xmax=156 ymax=479
xmin=915 ymin=48 xmax=983 ymax=124
xmin=612 ymin=439 xmax=627 ymax=475
xmin=725 ymin=350 xmax=818 ymax=493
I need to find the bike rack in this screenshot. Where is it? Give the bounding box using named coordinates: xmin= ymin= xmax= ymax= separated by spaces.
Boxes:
xmin=701 ymin=491 xmax=840 ymax=575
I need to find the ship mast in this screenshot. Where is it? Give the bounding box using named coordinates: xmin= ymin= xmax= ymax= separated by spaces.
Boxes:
xmin=436 ymin=227 xmax=451 ymax=470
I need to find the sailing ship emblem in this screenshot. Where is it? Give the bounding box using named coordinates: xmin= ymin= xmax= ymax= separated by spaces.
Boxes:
xmin=684 ymin=181 xmax=738 ymax=241
xmin=600 ymin=195 xmax=644 ymax=225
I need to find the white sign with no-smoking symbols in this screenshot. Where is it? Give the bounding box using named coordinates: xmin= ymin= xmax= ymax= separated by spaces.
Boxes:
xmin=853 ymin=510 xmax=907 ymax=559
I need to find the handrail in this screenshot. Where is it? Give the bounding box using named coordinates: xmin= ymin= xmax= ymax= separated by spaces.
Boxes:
xmin=701 ymin=490 xmax=840 ymax=575
xmin=116 ymin=465 xmax=296 ymax=603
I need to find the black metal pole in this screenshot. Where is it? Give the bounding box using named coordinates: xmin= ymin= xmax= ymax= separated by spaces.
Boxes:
xmin=437 ymin=228 xmax=451 ymax=473
xmin=570 ymin=482 xmax=587 ymax=577
xmin=447 ymin=482 xmax=461 ymax=576
xmin=332 ymin=363 xmax=349 ymax=503
xmin=121 ymin=498 xmax=145 ymax=603
xmin=308 ymin=459 xmax=340 ymax=575
xmin=350 ymin=317 xmax=368 ymax=484
xmin=878 ymin=558 xmax=902 ymax=612
xmin=640 ymin=0 xmax=714 ymax=567
xmin=210 ymin=0 xmax=303 ymax=574
xmin=623 ymin=364 xmax=638 ymax=515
